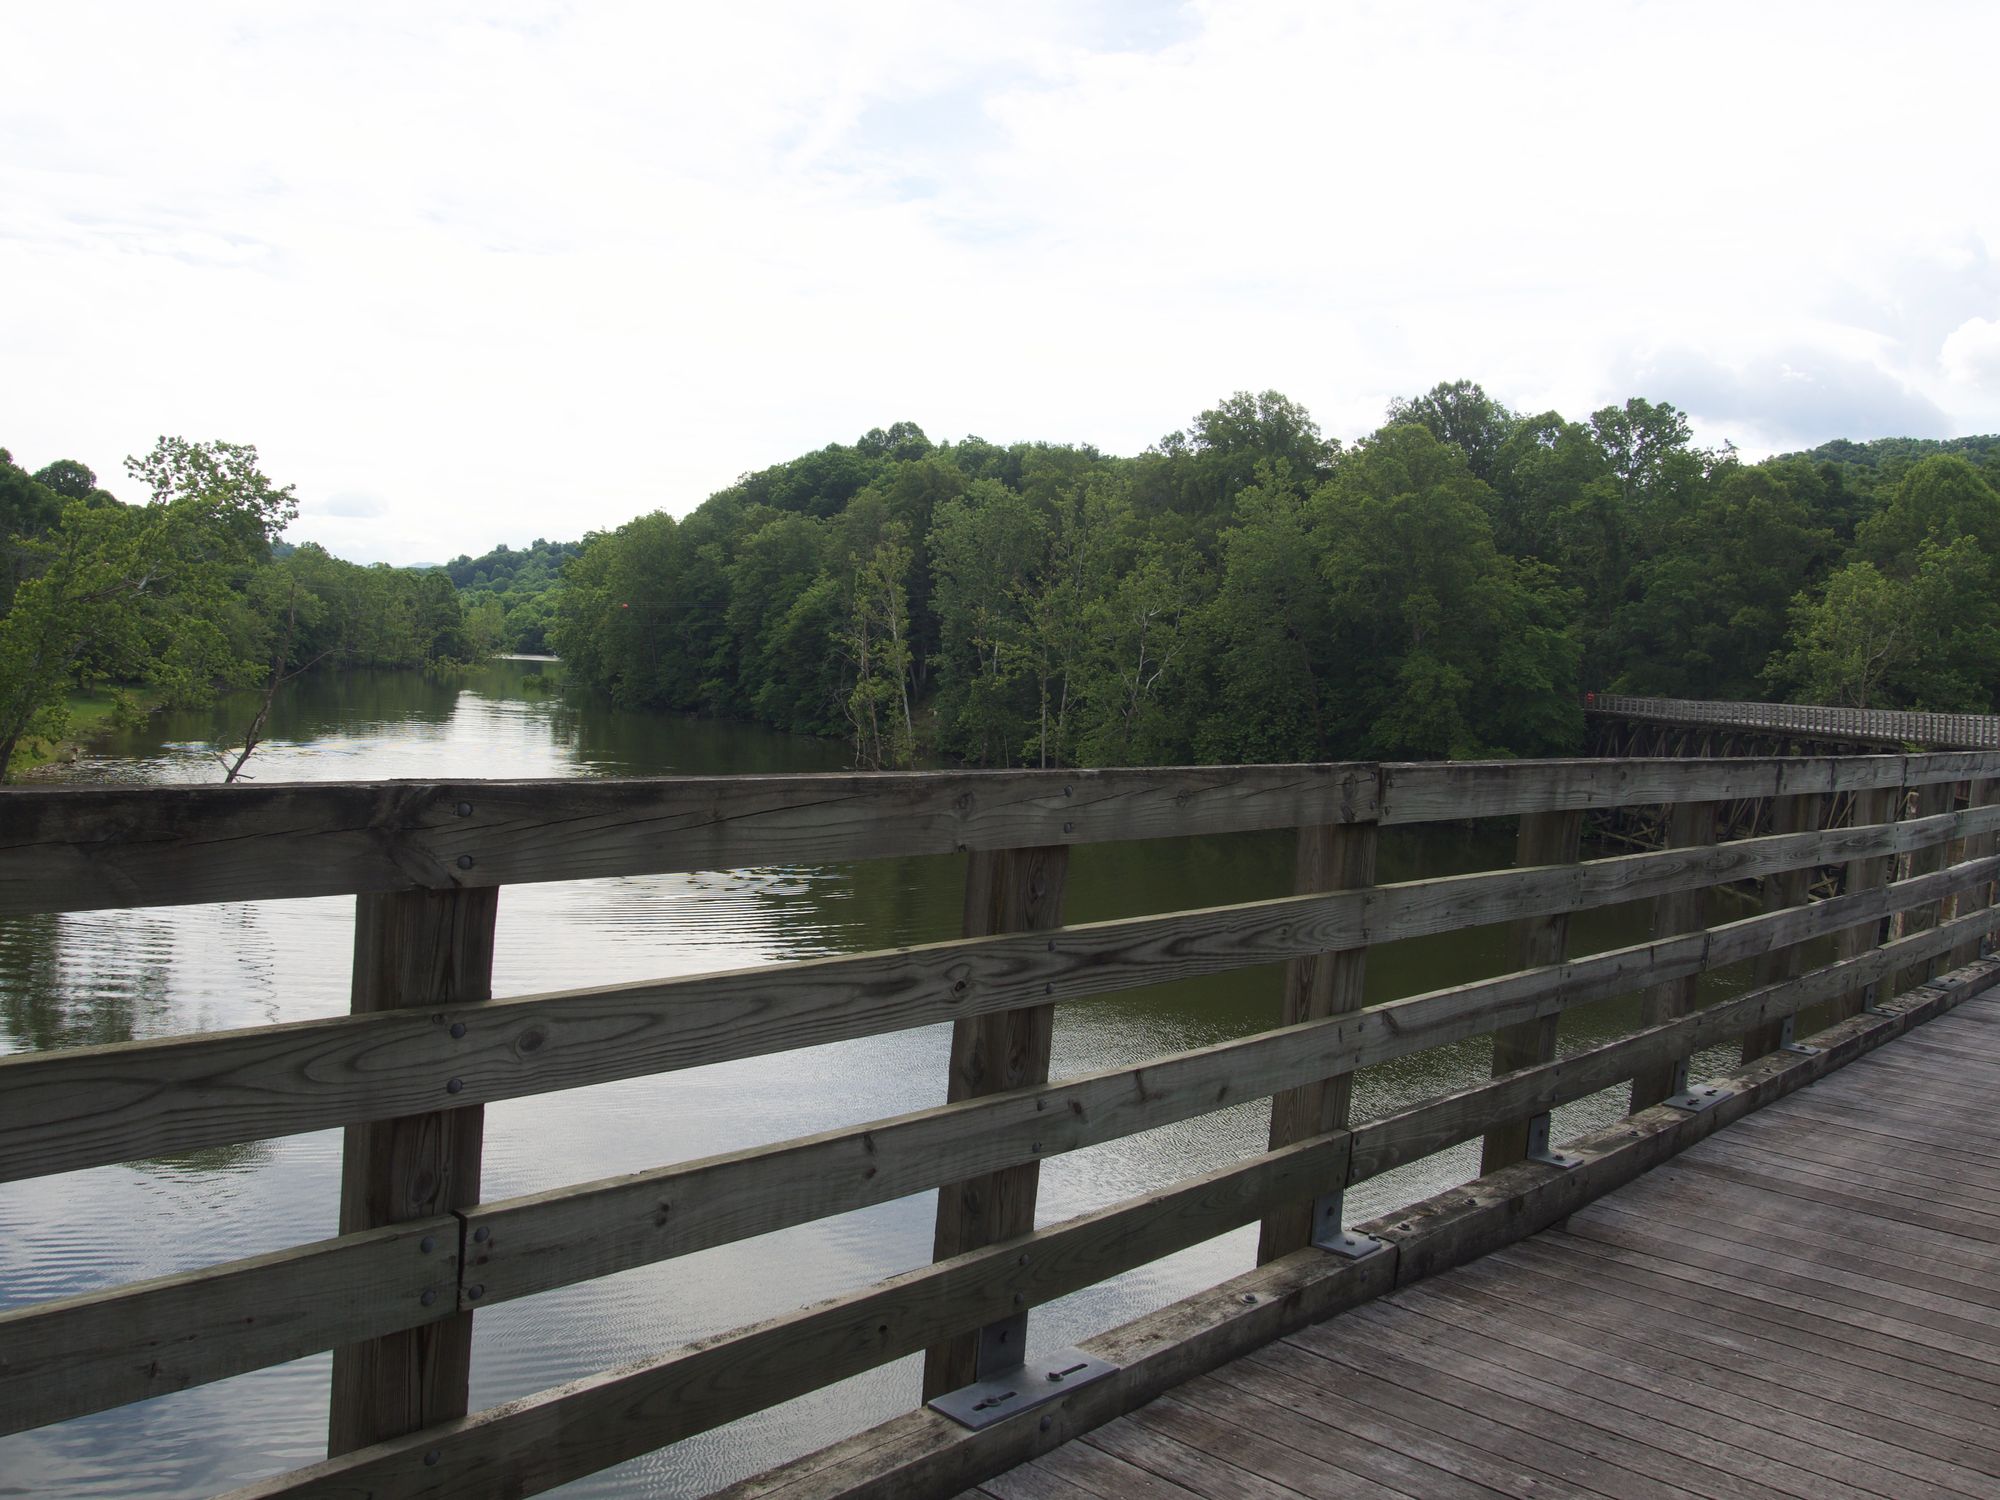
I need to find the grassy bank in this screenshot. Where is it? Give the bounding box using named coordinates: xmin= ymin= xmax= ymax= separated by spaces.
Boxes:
xmin=12 ymin=685 xmax=154 ymax=775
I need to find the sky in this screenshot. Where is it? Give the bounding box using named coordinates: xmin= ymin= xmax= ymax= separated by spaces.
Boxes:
xmin=5 ymin=0 xmax=2000 ymax=565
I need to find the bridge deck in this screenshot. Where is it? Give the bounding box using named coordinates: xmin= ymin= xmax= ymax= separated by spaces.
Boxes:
xmin=970 ymin=992 xmax=2000 ymax=1500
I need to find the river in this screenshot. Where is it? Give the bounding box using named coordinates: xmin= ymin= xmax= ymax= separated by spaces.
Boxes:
xmin=0 ymin=663 xmax=1752 ymax=1498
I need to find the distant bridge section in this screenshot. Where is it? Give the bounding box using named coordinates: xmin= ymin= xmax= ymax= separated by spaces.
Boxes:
xmin=1589 ymin=692 xmax=2000 ymax=752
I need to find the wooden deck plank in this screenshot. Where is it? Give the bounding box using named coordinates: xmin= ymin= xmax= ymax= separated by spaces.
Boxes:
xmin=1276 ymin=1330 xmax=1796 ymax=1500
xmin=1596 ymin=1174 xmax=2000 ymax=1305
xmin=1489 ymin=1237 xmax=2000 ymax=1408
xmin=1188 ymin=1357 xmax=1607 ymax=1500
xmin=1384 ymin=1280 xmax=1995 ymax=1498
xmin=1240 ymin=1341 xmax=1687 ymax=1500
xmin=1322 ymin=1302 xmax=1889 ymax=1500
xmin=1400 ymin=1263 xmax=2000 ymax=1482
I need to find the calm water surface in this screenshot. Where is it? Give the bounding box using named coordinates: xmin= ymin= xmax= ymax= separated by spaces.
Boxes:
xmin=0 ymin=665 xmax=1756 ymax=1497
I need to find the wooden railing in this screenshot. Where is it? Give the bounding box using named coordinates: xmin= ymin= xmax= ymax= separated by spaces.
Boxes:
xmin=4 ymin=752 xmax=2000 ymax=1499
xmin=1589 ymin=691 xmax=2000 ymax=749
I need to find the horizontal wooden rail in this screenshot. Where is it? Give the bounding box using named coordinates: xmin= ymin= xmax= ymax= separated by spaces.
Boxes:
xmin=0 ymin=765 xmax=1377 ymax=917
xmin=12 ymin=750 xmax=2000 ymax=1500
xmin=10 ymin=847 xmax=1995 ymax=1437
xmin=13 ymin=754 xmax=2000 ymax=918
xmin=217 ymin=906 xmax=2000 ymax=1500
xmin=1346 ymin=903 xmax=2000 ymax=1182
xmin=224 ymin=1134 xmax=1355 ymax=1500
xmin=5 ymin=803 xmax=1989 ymax=1185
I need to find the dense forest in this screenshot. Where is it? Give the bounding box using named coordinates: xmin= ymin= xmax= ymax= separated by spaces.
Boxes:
xmin=8 ymin=387 xmax=2000 ymax=783
xmin=547 ymin=385 xmax=2000 ymax=770
xmin=0 ymin=439 xmax=474 ymax=779
xmin=445 ymin=537 xmax=582 ymax=655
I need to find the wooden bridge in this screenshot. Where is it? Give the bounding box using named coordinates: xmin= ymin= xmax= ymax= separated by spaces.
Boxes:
xmin=1588 ymin=692 xmax=2000 ymax=754
xmin=3 ymin=750 xmax=1999 ymax=1499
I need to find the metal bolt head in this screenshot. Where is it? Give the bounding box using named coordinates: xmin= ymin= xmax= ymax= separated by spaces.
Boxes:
xmin=456 ymin=854 xmax=475 ymax=870
xmin=420 ymin=1288 xmax=438 ymax=1307
xmin=472 ymin=1226 xmax=491 ymax=1244
xmin=419 ymin=1235 xmax=436 ymax=1255
xmin=424 ymin=1449 xmax=441 ymax=1467
xmin=445 ymin=1077 xmax=464 ymax=1095
xmin=467 ymin=1284 xmax=485 ymax=1301
xmin=449 ymin=1021 xmax=467 ymax=1040
xmin=455 ymin=802 xmax=472 ymax=817
xmin=1040 ymin=1416 xmax=1052 ymax=1433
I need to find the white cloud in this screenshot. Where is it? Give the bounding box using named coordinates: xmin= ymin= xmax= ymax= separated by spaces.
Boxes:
xmin=4 ymin=1 xmax=2000 ymax=563
xmin=1942 ymin=315 xmax=2000 ymax=390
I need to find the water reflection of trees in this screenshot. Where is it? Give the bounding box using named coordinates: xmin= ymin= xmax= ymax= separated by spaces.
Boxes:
xmin=0 ymin=912 xmax=176 ymax=1052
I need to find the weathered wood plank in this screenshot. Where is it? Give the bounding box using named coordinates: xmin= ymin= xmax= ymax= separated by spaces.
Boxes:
xmin=1257 ymin=819 xmax=1377 ymax=1262
xmin=1481 ymin=810 xmax=1581 ymax=1172
xmin=1897 ymin=781 xmax=1957 ymax=992
xmin=14 ymin=810 xmax=1986 ymax=1186
xmin=715 ymin=966 xmax=2000 ymax=1500
xmin=327 ymin=887 xmax=495 ymax=1456
xmin=1349 ymin=906 xmax=2000 ymax=1185
xmin=9 ymin=855 xmax=1966 ymax=1427
xmin=0 ymin=1216 xmax=454 ymax=1439
xmin=1378 ymin=754 xmax=1912 ymax=824
xmin=454 ymin=857 xmax=2000 ymax=1310
xmin=1949 ymin=779 xmax=2000 ymax=968
xmin=925 ymin=844 xmax=1070 ymax=1398
xmin=1631 ymin=798 xmax=1717 ymax=1110
xmin=1831 ymin=785 xmax=1901 ymax=1022
xmin=1741 ymin=791 xmax=1825 ymax=1060
xmin=0 ymin=765 xmax=1379 ymax=917
xmin=224 ymin=1132 xmax=1356 ymax=1500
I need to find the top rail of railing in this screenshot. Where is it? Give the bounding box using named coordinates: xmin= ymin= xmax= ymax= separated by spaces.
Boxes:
xmin=9 ymin=752 xmax=2000 ymax=916
xmin=1588 ymin=692 xmax=2000 ymax=750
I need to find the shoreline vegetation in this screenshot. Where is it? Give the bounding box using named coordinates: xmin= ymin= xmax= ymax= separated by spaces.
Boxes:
xmin=9 ymin=389 xmax=2000 ymax=785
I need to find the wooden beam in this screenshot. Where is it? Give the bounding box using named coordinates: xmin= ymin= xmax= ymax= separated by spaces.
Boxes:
xmin=452 ymin=845 xmax=2000 ymax=1312
xmin=1741 ymin=791 xmax=1826 ymax=1060
xmin=7 ymin=804 xmax=1994 ymax=1186
xmin=1630 ymin=798 xmax=1717 ymax=1111
xmin=1896 ymin=781 xmax=1954 ymax=992
xmin=1949 ymin=779 xmax=2000 ymax=969
xmin=1257 ymin=819 xmax=1378 ymax=1262
xmin=1831 ymin=786 xmax=1900 ymax=1022
xmin=12 ymin=845 xmax=1993 ymax=1436
xmin=706 ymin=958 xmax=2000 ymax=1500
xmin=0 ymin=764 xmax=1377 ymax=917
xmin=326 ymin=887 xmax=497 ymax=1457
xmin=0 ymin=1216 xmax=454 ymax=1439
xmin=1481 ymin=809 xmax=1582 ymax=1173
xmin=223 ymin=1131 xmax=1355 ymax=1500
xmin=923 ymin=844 xmax=1069 ymax=1398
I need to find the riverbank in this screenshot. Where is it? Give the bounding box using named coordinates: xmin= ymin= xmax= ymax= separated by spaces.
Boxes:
xmin=11 ymin=685 xmax=155 ymax=777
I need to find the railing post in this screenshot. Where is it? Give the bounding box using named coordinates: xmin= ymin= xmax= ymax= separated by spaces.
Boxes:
xmin=1257 ymin=819 xmax=1379 ymax=1263
xmin=327 ymin=886 xmax=498 ymax=1456
xmin=1740 ymin=791 xmax=1826 ymax=1060
xmin=1481 ymin=809 xmax=1584 ymax=1173
xmin=1949 ymin=778 xmax=2000 ymax=968
xmin=1895 ymin=780 xmax=1953 ymax=990
xmin=1630 ymin=798 xmax=1717 ymax=1111
xmin=922 ymin=844 xmax=1069 ymax=1402
xmin=1832 ymin=785 xmax=1900 ymax=1021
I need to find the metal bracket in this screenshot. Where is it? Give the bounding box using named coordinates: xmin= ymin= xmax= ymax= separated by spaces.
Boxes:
xmin=1524 ymin=1112 xmax=1582 ymax=1170
xmin=1664 ymin=1081 xmax=1736 ymax=1113
xmin=927 ymin=1347 xmax=1117 ymax=1431
xmin=1777 ymin=1015 xmax=1821 ymax=1056
xmin=1309 ymin=1190 xmax=1389 ymax=1259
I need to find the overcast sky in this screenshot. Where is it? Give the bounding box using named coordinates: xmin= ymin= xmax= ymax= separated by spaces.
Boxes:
xmin=6 ymin=1 xmax=1999 ymax=565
